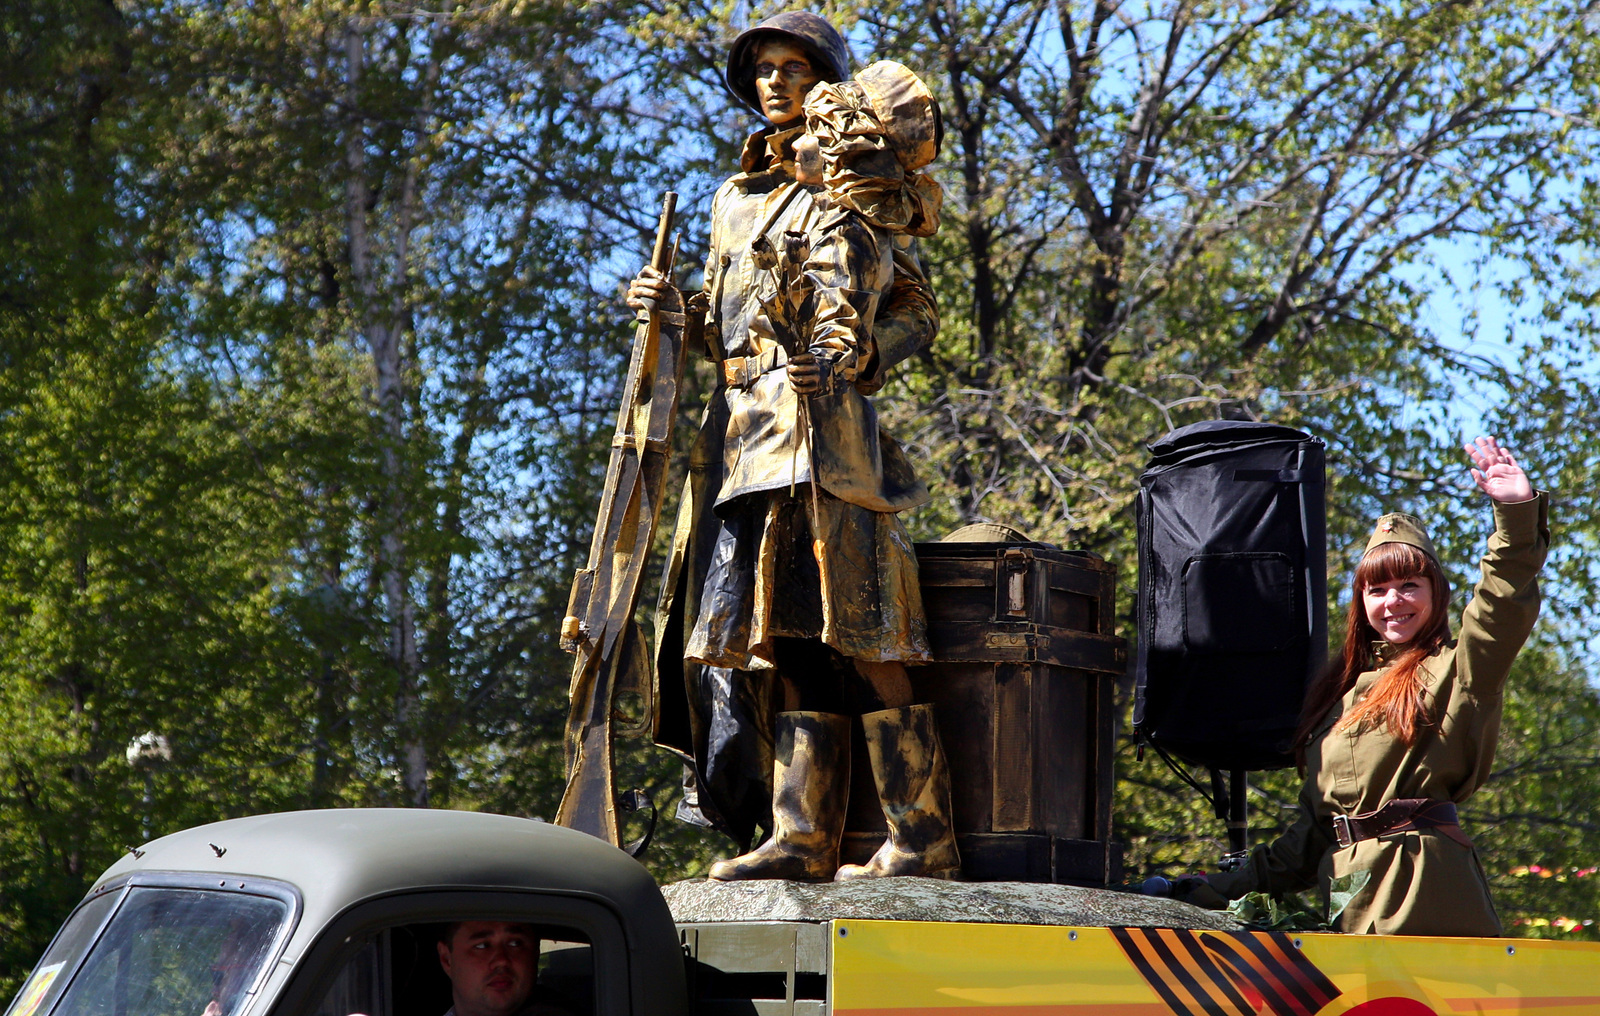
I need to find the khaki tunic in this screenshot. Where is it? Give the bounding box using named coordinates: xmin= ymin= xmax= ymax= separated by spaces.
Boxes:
xmin=1210 ymin=494 xmax=1550 ymax=935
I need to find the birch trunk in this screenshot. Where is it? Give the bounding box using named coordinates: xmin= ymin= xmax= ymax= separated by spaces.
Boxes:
xmin=344 ymin=19 xmax=429 ymax=807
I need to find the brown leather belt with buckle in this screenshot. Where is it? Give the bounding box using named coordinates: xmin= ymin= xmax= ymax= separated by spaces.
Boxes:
xmin=1331 ymin=798 xmax=1472 ymax=848
xmin=722 ymin=346 xmax=787 ymax=389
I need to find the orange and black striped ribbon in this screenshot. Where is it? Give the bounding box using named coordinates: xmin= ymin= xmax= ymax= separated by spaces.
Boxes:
xmin=1111 ymin=928 xmax=1341 ymax=1016
xmin=1200 ymin=931 xmax=1341 ymax=1016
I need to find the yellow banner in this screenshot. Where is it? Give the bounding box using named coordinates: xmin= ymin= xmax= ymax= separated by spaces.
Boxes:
xmin=830 ymin=921 xmax=1600 ymax=1016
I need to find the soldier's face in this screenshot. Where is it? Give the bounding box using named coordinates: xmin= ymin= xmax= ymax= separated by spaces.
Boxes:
xmin=753 ymin=40 xmax=820 ymax=126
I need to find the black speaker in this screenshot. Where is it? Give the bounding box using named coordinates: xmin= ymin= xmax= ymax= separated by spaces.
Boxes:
xmin=1133 ymin=421 xmax=1327 ymax=771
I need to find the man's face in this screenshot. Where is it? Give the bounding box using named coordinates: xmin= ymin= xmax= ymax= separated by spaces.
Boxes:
xmin=753 ymin=39 xmax=820 ymax=126
xmin=437 ymin=921 xmax=537 ymax=1016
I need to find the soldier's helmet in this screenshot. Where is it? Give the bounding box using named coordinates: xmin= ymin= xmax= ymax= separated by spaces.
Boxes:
xmin=726 ymin=11 xmax=853 ymax=114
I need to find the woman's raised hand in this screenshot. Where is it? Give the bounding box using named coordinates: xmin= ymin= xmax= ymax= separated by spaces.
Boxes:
xmin=1466 ymin=436 xmax=1534 ymax=503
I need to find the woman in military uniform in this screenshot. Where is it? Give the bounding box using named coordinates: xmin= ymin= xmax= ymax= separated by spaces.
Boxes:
xmin=1183 ymin=436 xmax=1548 ymax=935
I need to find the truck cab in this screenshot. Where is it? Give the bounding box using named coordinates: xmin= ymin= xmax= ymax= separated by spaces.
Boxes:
xmin=4 ymin=810 xmax=684 ymax=1016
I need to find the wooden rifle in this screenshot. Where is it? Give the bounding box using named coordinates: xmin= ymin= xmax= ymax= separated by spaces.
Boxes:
xmin=555 ymin=193 xmax=687 ymax=847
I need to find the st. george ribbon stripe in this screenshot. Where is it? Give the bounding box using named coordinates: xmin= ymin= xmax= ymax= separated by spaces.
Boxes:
xmin=1168 ymin=930 xmax=1257 ymax=1014
xmin=1113 ymin=928 xmax=1253 ymax=1016
xmin=1112 ymin=928 xmax=1342 ymax=1016
xmin=1198 ymin=934 xmax=1297 ymax=1015
xmin=1199 ymin=933 xmax=1326 ymax=1016
xmin=1145 ymin=928 xmax=1254 ymax=1016
xmin=1112 ymin=927 xmax=1211 ymax=1016
xmin=1203 ymin=931 xmax=1341 ymax=1016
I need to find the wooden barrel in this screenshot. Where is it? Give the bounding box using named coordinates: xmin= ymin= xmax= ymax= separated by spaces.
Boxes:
xmin=840 ymin=542 xmax=1128 ymax=885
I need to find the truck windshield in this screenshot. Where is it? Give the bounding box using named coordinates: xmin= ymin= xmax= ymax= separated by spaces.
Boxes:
xmin=8 ymin=886 xmax=290 ymax=1016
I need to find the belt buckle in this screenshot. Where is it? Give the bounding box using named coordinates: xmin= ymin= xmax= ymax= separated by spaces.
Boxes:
xmin=722 ymin=357 xmax=748 ymax=389
xmin=1332 ymin=813 xmax=1354 ymax=848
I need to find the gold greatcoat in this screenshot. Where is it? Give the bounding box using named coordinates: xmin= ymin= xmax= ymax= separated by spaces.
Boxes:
xmin=681 ymin=125 xmax=930 ymax=669
xmin=1210 ymin=494 xmax=1549 ymax=935
xmin=651 ymin=126 xmax=939 ymax=839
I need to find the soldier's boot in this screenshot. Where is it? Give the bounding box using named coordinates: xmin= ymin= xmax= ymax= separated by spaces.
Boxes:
xmin=834 ymin=703 xmax=960 ymax=881
xmin=707 ymin=711 xmax=849 ymax=881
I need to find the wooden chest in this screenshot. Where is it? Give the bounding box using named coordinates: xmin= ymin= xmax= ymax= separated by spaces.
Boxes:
xmin=841 ymin=543 xmax=1127 ymax=885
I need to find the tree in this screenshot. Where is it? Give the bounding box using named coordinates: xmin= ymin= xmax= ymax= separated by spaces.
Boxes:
xmin=0 ymin=0 xmax=736 ymax=987
xmin=0 ymin=1 xmax=323 ymax=989
xmin=836 ymin=0 xmax=1599 ymax=541
xmin=120 ymin=0 xmax=670 ymax=809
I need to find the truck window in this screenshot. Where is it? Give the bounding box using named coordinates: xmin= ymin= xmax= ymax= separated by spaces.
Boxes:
xmin=17 ymin=887 xmax=289 ymax=1016
xmin=535 ymin=939 xmax=592 ymax=1016
xmin=312 ymin=934 xmax=387 ymax=1016
xmin=4 ymin=891 xmax=120 ymax=1016
xmin=310 ymin=924 xmax=592 ymax=1016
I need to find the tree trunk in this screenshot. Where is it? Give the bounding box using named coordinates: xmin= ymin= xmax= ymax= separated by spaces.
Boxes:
xmin=344 ymin=20 xmax=428 ymax=807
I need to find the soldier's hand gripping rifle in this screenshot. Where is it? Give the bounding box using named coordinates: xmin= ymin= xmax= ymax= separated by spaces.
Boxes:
xmin=555 ymin=193 xmax=688 ymax=846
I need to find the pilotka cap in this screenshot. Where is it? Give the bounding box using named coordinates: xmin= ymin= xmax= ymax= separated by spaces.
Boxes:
xmin=1363 ymin=512 xmax=1441 ymax=564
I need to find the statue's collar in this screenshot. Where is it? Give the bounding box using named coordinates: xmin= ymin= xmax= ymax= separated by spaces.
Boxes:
xmin=739 ymin=124 xmax=805 ymax=176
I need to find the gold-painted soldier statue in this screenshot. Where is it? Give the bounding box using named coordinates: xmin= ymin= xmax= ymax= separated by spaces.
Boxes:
xmin=630 ymin=13 xmax=957 ymax=881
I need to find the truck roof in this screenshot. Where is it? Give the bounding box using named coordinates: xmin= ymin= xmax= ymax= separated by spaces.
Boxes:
xmin=94 ymin=808 xmax=675 ymax=977
xmin=102 ymin=807 xmax=652 ymax=897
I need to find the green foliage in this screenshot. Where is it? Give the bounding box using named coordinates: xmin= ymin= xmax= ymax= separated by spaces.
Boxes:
xmin=1228 ymin=890 xmax=1331 ymax=933
xmin=1474 ymin=642 xmax=1600 ymax=939
xmin=842 ymin=0 xmax=1600 ymax=938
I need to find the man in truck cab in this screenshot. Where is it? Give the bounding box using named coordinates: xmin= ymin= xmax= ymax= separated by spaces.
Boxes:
xmin=436 ymin=921 xmax=572 ymax=1016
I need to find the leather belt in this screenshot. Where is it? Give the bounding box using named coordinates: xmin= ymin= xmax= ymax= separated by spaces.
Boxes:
xmin=723 ymin=346 xmax=788 ymax=389
xmin=723 ymin=344 xmax=790 ymax=387
xmin=1331 ymin=798 xmax=1472 ymax=848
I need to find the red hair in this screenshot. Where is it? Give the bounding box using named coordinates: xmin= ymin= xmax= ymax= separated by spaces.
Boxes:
xmin=1294 ymin=542 xmax=1452 ymax=764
